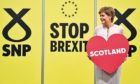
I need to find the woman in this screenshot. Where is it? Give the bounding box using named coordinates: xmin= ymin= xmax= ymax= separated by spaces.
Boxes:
xmin=94 ymin=7 xmax=124 ymax=84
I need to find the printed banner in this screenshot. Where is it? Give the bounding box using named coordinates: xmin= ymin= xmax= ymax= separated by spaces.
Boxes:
xmin=0 ymin=0 xmax=139 ymax=84
xmin=45 ymin=0 xmax=95 ymax=84
xmin=0 ymin=0 xmax=42 ymax=84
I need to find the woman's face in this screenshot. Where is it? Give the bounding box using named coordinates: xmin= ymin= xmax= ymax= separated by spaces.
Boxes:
xmin=99 ymin=12 xmax=111 ymax=25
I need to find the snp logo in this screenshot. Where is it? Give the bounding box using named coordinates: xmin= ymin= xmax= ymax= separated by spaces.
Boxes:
xmin=114 ymin=8 xmax=137 ymax=57
xmin=2 ymin=8 xmax=31 ymax=56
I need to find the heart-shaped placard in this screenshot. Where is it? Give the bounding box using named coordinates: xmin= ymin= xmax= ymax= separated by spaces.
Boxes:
xmin=86 ymin=34 xmax=129 ymax=73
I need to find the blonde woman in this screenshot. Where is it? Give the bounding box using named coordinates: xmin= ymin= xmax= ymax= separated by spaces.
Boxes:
xmin=94 ymin=7 xmax=124 ymax=84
